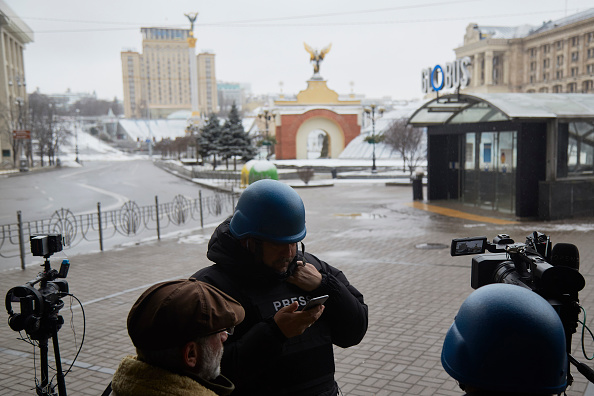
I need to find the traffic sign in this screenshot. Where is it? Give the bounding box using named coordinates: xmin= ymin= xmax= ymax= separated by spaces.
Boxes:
xmin=12 ymin=130 xmax=31 ymax=139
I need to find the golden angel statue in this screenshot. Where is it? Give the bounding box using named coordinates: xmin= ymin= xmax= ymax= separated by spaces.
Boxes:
xmin=185 ymin=12 xmax=198 ymax=32
xmin=304 ymin=42 xmax=332 ymax=76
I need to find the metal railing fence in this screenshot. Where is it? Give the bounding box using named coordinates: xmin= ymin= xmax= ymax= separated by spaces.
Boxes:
xmin=1 ymin=191 xmax=237 ymax=269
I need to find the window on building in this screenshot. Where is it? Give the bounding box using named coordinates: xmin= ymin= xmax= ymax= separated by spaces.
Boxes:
xmin=543 ymin=58 xmax=550 ymax=68
xmin=556 ymin=70 xmax=563 ymax=79
xmin=588 ymin=32 xmax=594 ymax=43
xmin=529 ymin=48 xmax=537 ymax=57
xmin=588 ymin=48 xmax=594 ymax=59
xmin=564 ymin=121 xmax=594 ymax=176
xmin=553 ymin=85 xmax=562 ymax=93
xmin=462 ymin=131 xmax=517 ymax=213
xmin=588 ymin=64 xmax=594 ymax=74
xmin=530 ymin=61 xmax=536 ymax=71
xmin=530 ymin=75 xmax=535 ymax=83
xmin=571 ymin=36 xmax=579 ymax=47
xmin=567 ymin=82 xmax=577 ymax=92
xmin=572 ymin=52 xmax=579 ymax=62
xmin=543 ymin=72 xmax=549 ymax=81
xmin=557 ymin=55 xmax=564 ymax=66
xmin=539 ymin=87 xmax=549 ymax=93
xmin=583 ymin=80 xmax=593 ymax=93
xmin=480 ymin=58 xmax=485 ymax=84
xmin=543 ymin=44 xmax=550 ymax=54
xmin=556 ymin=40 xmax=564 ymax=50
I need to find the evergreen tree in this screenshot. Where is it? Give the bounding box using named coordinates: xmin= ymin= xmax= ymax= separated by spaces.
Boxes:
xmin=198 ymin=113 xmax=222 ymax=170
xmin=221 ymin=103 xmax=257 ymax=170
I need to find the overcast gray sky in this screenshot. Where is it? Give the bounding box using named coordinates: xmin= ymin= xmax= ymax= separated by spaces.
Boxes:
xmin=5 ymin=0 xmax=592 ymax=103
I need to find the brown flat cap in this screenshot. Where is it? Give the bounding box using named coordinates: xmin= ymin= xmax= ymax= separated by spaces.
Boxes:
xmin=127 ymin=278 xmax=244 ymax=350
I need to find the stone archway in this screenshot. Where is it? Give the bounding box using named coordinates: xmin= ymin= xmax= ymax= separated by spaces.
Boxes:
xmin=275 ymin=108 xmax=360 ymax=159
xmin=273 ymin=79 xmax=361 ymax=160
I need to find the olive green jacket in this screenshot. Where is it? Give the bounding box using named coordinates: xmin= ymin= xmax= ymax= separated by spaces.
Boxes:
xmin=111 ymin=356 xmax=234 ymax=396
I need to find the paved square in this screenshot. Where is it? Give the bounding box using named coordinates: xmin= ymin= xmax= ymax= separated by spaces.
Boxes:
xmin=2 ymin=182 xmax=593 ymax=395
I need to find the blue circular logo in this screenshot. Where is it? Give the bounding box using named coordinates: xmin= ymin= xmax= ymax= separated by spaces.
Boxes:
xmin=431 ymin=65 xmax=444 ymax=92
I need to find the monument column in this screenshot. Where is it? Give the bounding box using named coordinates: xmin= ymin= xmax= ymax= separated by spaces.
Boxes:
xmin=186 ymin=13 xmax=200 ymax=119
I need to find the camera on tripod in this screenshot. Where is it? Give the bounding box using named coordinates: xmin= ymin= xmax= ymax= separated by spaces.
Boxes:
xmin=450 ymin=231 xmax=594 ymax=387
xmin=5 ymin=233 xmax=72 ymax=395
xmin=451 ymin=231 xmax=584 ymax=296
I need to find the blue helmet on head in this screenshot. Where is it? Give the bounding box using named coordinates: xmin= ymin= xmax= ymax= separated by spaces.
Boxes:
xmin=230 ymin=179 xmax=306 ymax=244
xmin=441 ymin=283 xmax=568 ymax=394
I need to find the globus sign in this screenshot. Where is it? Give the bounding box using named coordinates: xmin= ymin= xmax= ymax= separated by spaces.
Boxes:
xmin=421 ymin=56 xmax=471 ymax=94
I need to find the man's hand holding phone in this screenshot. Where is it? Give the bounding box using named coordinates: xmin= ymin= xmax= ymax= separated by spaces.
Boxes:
xmin=274 ymin=297 xmax=327 ymax=338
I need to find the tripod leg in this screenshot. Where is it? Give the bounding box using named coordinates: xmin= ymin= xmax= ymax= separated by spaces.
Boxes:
xmin=37 ymin=338 xmax=53 ymax=395
xmin=52 ymin=331 xmax=67 ymax=396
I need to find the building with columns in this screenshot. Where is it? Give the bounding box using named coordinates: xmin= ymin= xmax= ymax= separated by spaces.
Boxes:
xmin=409 ymin=9 xmax=594 ymax=221
xmin=121 ymin=27 xmax=217 ymax=119
xmin=454 ymin=8 xmax=594 ymax=94
xmin=0 ymin=0 xmax=33 ymax=168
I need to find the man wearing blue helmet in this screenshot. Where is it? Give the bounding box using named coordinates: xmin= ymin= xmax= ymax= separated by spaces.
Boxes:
xmin=192 ymin=179 xmax=368 ymax=396
xmin=441 ymin=283 xmax=569 ymax=395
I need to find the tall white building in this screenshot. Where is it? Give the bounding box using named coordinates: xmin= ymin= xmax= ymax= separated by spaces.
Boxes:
xmin=121 ymin=27 xmax=218 ymax=119
xmin=0 ymin=0 xmax=33 ymax=167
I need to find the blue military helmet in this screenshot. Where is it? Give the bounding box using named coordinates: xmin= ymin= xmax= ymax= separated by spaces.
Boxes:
xmin=229 ymin=179 xmax=306 ymax=244
xmin=441 ymin=283 xmax=568 ymax=394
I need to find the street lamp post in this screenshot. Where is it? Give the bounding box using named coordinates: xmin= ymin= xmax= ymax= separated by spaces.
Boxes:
xmin=258 ymin=108 xmax=276 ymax=159
xmin=75 ymin=108 xmax=80 ymax=163
xmin=14 ymin=97 xmax=26 ymax=170
xmin=364 ymin=104 xmax=384 ymax=173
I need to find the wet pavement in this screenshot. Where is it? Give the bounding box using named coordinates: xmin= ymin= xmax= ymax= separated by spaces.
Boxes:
xmin=1 ymin=182 xmax=594 ymax=395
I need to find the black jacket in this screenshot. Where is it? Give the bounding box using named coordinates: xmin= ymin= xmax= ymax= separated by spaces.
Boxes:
xmin=192 ymin=218 xmax=368 ymax=396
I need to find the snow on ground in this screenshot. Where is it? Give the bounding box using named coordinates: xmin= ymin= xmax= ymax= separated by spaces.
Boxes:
xmin=56 ymin=129 xmax=145 ymax=167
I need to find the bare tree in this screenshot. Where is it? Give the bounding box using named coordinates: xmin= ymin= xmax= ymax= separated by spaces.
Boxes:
xmin=71 ymin=96 xmax=123 ymax=117
xmin=0 ymin=102 xmax=15 ymax=168
xmin=28 ymin=92 xmax=71 ymax=166
xmin=383 ymin=118 xmax=426 ymax=176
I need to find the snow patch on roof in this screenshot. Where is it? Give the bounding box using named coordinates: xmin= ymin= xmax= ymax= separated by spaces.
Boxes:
xmin=477 ymin=8 xmax=594 ymax=39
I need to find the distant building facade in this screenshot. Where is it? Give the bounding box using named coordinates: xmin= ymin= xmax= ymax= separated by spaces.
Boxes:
xmin=454 ymin=8 xmax=594 ymax=94
xmin=45 ymin=88 xmax=97 ymax=110
xmin=217 ymin=81 xmax=244 ymax=113
xmin=0 ymin=0 xmax=33 ymax=168
xmin=121 ymin=27 xmax=218 ymax=119
xmin=197 ymin=52 xmax=217 ymax=115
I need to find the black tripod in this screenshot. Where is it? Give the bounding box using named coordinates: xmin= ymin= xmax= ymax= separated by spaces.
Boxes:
xmin=6 ymin=234 xmax=71 ymax=395
xmin=33 ymin=313 xmax=67 ymax=396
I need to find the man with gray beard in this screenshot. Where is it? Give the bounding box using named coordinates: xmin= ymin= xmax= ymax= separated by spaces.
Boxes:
xmin=108 ymin=279 xmax=245 ymax=396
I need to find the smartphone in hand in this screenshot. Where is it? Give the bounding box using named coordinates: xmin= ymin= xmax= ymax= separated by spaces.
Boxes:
xmin=301 ymin=295 xmax=329 ymax=311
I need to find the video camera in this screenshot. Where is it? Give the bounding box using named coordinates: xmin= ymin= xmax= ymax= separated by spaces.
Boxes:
xmin=451 ymin=231 xmax=594 ymax=386
xmin=451 ymin=231 xmax=584 ymax=297
xmin=5 ymin=234 xmax=70 ymax=339
xmin=5 ymin=234 xmax=71 ymax=395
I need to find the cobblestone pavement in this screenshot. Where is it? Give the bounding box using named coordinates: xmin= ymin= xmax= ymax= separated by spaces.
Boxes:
xmin=1 ymin=182 xmax=594 ymax=395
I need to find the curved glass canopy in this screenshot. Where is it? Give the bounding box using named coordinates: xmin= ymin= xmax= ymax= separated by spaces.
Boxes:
xmin=408 ymin=93 xmax=594 ymax=126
